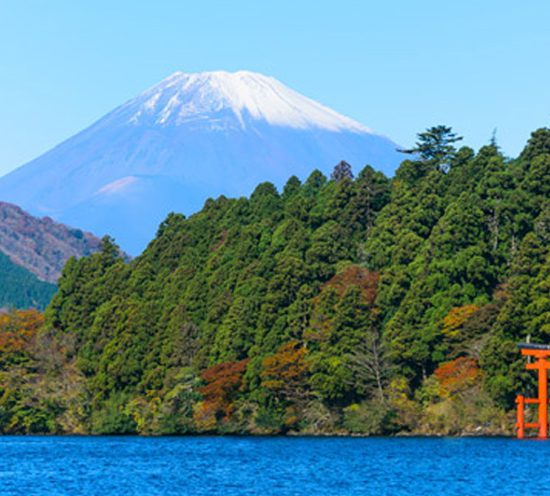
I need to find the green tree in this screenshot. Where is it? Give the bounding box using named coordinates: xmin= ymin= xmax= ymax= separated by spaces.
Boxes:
xmin=400 ymin=125 xmax=463 ymax=171
xmin=331 ymin=160 xmax=354 ymax=182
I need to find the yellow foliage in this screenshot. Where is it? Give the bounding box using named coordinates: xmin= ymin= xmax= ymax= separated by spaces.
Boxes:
xmin=442 ymin=305 xmax=479 ymax=339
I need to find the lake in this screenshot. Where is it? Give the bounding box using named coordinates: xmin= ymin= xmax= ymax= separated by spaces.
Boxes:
xmin=0 ymin=436 xmax=547 ymax=495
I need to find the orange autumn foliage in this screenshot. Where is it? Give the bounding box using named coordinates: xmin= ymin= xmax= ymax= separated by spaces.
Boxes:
xmin=435 ymin=357 xmax=480 ymax=396
xmin=321 ymin=265 xmax=379 ymax=306
xmin=196 ymin=358 xmax=249 ymax=425
xmin=261 ymin=341 xmax=309 ymax=400
xmin=0 ymin=309 xmax=44 ymax=355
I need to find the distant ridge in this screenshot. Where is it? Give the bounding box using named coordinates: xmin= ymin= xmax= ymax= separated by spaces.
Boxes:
xmin=0 ymin=201 xmax=102 ymax=283
xmin=0 ymin=70 xmax=403 ymax=254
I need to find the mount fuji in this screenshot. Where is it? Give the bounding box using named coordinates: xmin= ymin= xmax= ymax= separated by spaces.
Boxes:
xmin=0 ymin=70 xmax=402 ymax=254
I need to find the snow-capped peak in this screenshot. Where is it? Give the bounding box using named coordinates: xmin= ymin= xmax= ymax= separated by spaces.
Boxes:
xmin=122 ymin=70 xmax=373 ymax=133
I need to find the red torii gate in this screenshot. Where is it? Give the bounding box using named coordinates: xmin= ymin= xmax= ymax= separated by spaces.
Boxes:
xmin=516 ymin=343 xmax=550 ymax=439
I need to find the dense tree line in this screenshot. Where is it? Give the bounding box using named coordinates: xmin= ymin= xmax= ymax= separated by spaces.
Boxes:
xmin=0 ymin=253 xmax=56 ymax=310
xmin=0 ymin=127 xmax=548 ymax=435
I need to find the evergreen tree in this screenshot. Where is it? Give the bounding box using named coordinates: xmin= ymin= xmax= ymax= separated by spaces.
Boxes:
xmin=330 ymin=160 xmax=354 ymax=182
xmin=400 ymin=125 xmax=463 ymax=171
xmin=2 ymin=127 xmax=547 ymax=435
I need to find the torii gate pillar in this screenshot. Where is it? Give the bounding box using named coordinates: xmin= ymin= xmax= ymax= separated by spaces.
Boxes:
xmin=516 ymin=344 xmax=550 ymax=439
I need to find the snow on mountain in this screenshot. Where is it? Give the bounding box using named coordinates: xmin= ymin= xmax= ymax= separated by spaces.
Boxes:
xmin=0 ymin=70 xmax=403 ymax=254
xmin=118 ymin=70 xmax=372 ymax=132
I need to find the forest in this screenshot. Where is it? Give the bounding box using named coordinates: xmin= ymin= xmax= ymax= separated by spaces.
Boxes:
xmin=0 ymin=252 xmax=56 ymax=311
xmin=0 ymin=126 xmax=548 ymax=435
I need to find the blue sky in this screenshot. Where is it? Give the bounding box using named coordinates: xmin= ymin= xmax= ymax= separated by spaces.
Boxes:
xmin=0 ymin=0 xmax=548 ymax=176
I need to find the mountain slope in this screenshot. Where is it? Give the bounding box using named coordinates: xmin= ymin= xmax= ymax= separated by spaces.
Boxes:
xmin=0 ymin=202 xmax=102 ymax=283
xmin=0 ymin=252 xmax=56 ymax=310
xmin=0 ymin=71 xmax=403 ymax=254
xmin=0 ymin=128 xmax=548 ymax=434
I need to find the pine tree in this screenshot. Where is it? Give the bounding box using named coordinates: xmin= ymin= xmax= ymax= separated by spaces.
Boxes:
xmin=331 ymin=160 xmax=354 ymax=182
xmin=400 ymin=125 xmax=463 ymax=171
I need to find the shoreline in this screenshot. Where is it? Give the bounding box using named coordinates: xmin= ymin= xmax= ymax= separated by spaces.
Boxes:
xmin=0 ymin=431 xmax=516 ymax=439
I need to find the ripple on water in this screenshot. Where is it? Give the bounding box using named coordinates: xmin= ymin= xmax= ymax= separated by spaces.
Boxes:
xmin=0 ymin=436 xmax=547 ymax=496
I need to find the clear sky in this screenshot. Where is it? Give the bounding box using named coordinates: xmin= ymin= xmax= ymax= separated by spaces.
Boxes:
xmin=0 ymin=0 xmax=548 ymax=176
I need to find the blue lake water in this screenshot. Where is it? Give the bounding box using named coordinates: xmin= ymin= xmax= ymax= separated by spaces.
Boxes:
xmin=0 ymin=436 xmax=549 ymax=495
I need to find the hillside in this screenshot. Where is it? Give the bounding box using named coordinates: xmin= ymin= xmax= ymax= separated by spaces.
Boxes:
xmin=0 ymin=201 xmax=102 ymax=283
xmin=0 ymin=252 xmax=56 ymax=310
xmin=0 ymin=127 xmax=548 ymax=435
xmin=0 ymin=71 xmax=402 ymax=254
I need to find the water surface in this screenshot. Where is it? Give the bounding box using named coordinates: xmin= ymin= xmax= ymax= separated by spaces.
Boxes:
xmin=0 ymin=436 xmax=547 ymax=495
